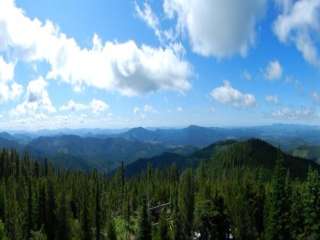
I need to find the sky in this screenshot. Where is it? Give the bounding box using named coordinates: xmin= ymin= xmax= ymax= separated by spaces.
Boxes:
xmin=0 ymin=0 xmax=320 ymax=130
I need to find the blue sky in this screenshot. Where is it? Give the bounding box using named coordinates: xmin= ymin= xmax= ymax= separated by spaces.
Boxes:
xmin=0 ymin=0 xmax=320 ymax=130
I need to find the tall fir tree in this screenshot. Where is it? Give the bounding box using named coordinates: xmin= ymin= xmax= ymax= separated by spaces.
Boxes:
xmin=265 ymin=153 xmax=291 ymax=240
xmin=56 ymin=190 xmax=71 ymax=240
xmin=136 ymin=197 xmax=152 ymax=240
xmin=302 ymin=168 xmax=320 ymax=239
xmin=178 ymin=169 xmax=195 ymax=239
xmin=107 ymin=220 xmax=117 ymax=240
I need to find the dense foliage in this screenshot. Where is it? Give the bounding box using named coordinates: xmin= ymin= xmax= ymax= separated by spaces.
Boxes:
xmin=0 ymin=147 xmax=319 ymax=240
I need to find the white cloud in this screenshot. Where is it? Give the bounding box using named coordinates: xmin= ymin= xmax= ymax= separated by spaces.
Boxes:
xmin=60 ymin=100 xmax=87 ymax=112
xmin=274 ymin=0 xmax=320 ymax=67
xmin=0 ymin=0 xmax=191 ymax=96
xmin=135 ymin=2 xmax=162 ymax=40
xmin=133 ymin=104 xmax=156 ymax=114
xmin=210 ymin=81 xmax=256 ymax=108
xmin=163 ymin=0 xmax=266 ymax=58
xmin=0 ymin=56 xmax=23 ymax=102
xmin=177 ymin=106 xmax=183 ymax=112
xmin=60 ymin=99 xmax=109 ymax=114
xmin=133 ymin=104 xmax=157 ymax=120
xmin=11 ymin=76 xmax=55 ymax=116
xmin=265 ymin=95 xmax=279 ymax=104
xmin=90 ymin=99 xmax=109 ymax=113
xmin=265 ymin=60 xmax=283 ymax=80
xmin=272 ymin=106 xmax=317 ymax=120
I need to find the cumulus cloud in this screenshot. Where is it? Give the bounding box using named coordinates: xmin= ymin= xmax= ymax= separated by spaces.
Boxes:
xmin=0 ymin=0 xmax=191 ymax=96
xmin=60 ymin=99 xmax=109 ymax=114
xmin=11 ymin=76 xmax=55 ymax=116
xmin=265 ymin=95 xmax=279 ymax=104
xmin=90 ymin=99 xmax=109 ymax=113
xmin=133 ymin=104 xmax=157 ymax=114
xmin=0 ymin=56 xmax=23 ymax=102
xmin=271 ymin=106 xmax=317 ymax=120
xmin=210 ymin=81 xmax=256 ymax=108
xmin=163 ymin=0 xmax=266 ymax=58
xmin=274 ymin=0 xmax=320 ymax=67
xmin=60 ymin=100 xmax=87 ymax=112
xmin=265 ymin=60 xmax=283 ymax=80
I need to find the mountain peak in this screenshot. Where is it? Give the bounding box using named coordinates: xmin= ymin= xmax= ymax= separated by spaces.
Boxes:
xmin=129 ymin=127 xmax=150 ymax=133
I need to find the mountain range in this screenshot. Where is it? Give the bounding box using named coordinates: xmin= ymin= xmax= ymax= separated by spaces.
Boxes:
xmin=123 ymin=139 xmax=319 ymax=178
xmin=1 ymin=124 xmax=320 ymax=173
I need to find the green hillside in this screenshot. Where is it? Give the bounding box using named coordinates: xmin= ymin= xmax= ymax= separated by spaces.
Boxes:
xmin=124 ymin=139 xmax=318 ymax=178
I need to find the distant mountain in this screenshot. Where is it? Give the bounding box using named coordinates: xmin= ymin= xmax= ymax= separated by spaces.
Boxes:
xmin=124 ymin=139 xmax=319 ymax=178
xmin=118 ymin=125 xmax=240 ymax=147
xmin=0 ymin=136 xmax=20 ymax=150
xmin=120 ymin=127 xmax=158 ymax=142
xmin=25 ymin=135 xmax=196 ymax=172
xmin=116 ymin=124 xmax=320 ymax=149
xmin=1 ymin=124 xmax=320 ymax=173
xmin=291 ymin=145 xmax=320 ymax=164
xmin=0 ymin=132 xmax=15 ymax=141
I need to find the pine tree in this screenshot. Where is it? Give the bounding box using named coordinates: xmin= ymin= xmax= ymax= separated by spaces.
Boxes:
xmin=107 ymin=220 xmax=117 ymax=240
xmin=81 ymin=194 xmax=92 ymax=240
xmin=195 ymin=192 xmax=230 ymax=240
xmin=173 ymin=208 xmax=183 ymax=240
xmin=95 ymin=182 xmax=101 ymax=240
xmin=56 ymin=190 xmax=71 ymax=240
xmin=46 ymin=180 xmax=57 ymax=240
xmin=31 ymin=229 xmax=47 ymax=240
xmin=0 ymin=219 xmax=8 ymax=240
xmin=302 ymin=168 xmax=320 ymax=239
xmin=265 ymin=154 xmax=291 ymax=240
xmin=158 ymin=211 xmax=170 ymax=240
xmin=136 ymin=197 xmax=151 ymax=240
xmin=37 ymin=183 xmax=47 ymax=230
xmin=178 ymin=169 xmax=194 ymax=239
xmin=290 ymin=187 xmax=304 ymax=239
xmin=27 ymin=179 xmax=34 ymax=239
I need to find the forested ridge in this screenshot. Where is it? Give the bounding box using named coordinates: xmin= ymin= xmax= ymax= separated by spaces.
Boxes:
xmin=0 ymin=144 xmax=320 ymax=240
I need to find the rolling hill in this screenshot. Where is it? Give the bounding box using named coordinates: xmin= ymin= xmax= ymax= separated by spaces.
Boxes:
xmin=291 ymin=145 xmax=320 ymax=164
xmin=123 ymin=139 xmax=319 ymax=178
xmin=24 ymin=135 xmax=197 ymax=172
xmin=116 ymin=124 xmax=320 ymax=149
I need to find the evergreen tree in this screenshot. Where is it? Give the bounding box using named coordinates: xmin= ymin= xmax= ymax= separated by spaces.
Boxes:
xmin=106 ymin=220 xmax=117 ymax=240
xmin=178 ymin=169 xmax=194 ymax=239
xmin=95 ymin=182 xmax=101 ymax=240
xmin=56 ymin=190 xmax=71 ymax=240
xmin=31 ymin=229 xmax=47 ymax=240
xmin=265 ymin=154 xmax=291 ymax=240
xmin=302 ymin=168 xmax=320 ymax=239
xmin=27 ymin=179 xmax=35 ymax=239
xmin=195 ymin=192 xmax=230 ymax=240
xmin=46 ymin=180 xmax=57 ymax=240
xmin=0 ymin=220 xmax=8 ymax=240
xmin=136 ymin=197 xmax=151 ymax=240
xmin=158 ymin=211 xmax=170 ymax=240
xmin=81 ymin=193 xmax=92 ymax=240
xmin=37 ymin=183 xmax=47 ymax=230
xmin=290 ymin=187 xmax=304 ymax=239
